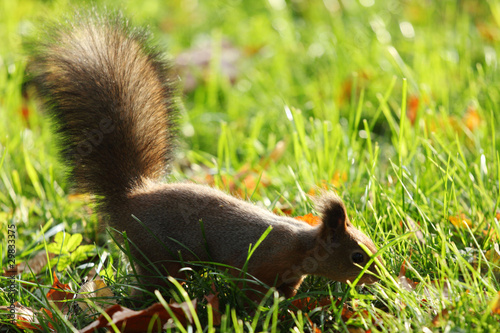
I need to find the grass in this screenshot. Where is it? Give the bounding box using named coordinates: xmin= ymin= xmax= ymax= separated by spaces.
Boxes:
xmin=1 ymin=0 xmax=500 ymax=331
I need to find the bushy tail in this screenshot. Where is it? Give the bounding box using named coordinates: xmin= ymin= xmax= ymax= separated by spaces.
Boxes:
xmin=29 ymin=12 xmax=177 ymax=206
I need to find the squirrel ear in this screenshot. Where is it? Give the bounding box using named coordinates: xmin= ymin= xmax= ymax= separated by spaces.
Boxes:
xmin=317 ymin=193 xmax=348 ymax=232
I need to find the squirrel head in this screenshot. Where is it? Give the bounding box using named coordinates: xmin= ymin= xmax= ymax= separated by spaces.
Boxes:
xmin=309 ymin=193 xmax=380 ymax=284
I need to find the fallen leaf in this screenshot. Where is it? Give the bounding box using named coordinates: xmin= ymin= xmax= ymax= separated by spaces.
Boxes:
xmin=476 ymin=22 xmax=500 ymax=42
xmin=0 ymin=302 xmax=54 ymax=331
xmin=462 ymin=106 xmax=481 ymax=132
xmin=204 ymin=283 xmax=221 ymax=326
xmin=448 ymin=214 xmax=472 ymax=228
xmin=304 ymin=313 xmax=322 ymax=333
xmin=307 ymin=175 xmax=345 ymax=196
xmin=405 ymin=217 xmax=425 ymax=244
xmin=291 ymin=297 xmax=334 ymax=312
xmin=398 ymin=261 xmax=450 ymax=303
xmin=486 ymin=249 xmax=500 ymax=265
xmin=76 ymin=278 xmax=117 ymax=311
xmin=47 ymin=271 xmax=74 ymax=313
xmin=21 ymin=105 xmax=30 ymax=123
xmin=308 ymin=180 xmax=330 ymax=196
xmin=407 ymin=95 xmax=420 ymax=125
xmin=398 ymin=260 xmax=418 ymax=292
xmin=195 ymin=141 xmax=284 ymax=198
xmin=79 ymin=300 xmax=196 ymax=333
xmin=338 ymin=71 xmax=370 ymax=106
xmin=4 ymin=251 xmax=56 ymax=277
xmin=331 ymin=171 xmax=348 ymax=188
xmin=431 ymin=308 xmax=449 ymax=326
xmin=273 ymin=202 xmax=293 ymax=216
xmin=295 ymin=214 xmax=321 ymax=226
xmin=490 ymin=291 xmax=500 ymax=315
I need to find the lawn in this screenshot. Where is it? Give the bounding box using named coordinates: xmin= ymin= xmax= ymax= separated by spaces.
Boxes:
xmin=1 ymin=0 xmax=500 ymax=331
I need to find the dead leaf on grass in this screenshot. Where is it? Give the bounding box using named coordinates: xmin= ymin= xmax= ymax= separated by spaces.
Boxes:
xmin=304 ymin=313 xmax=322 ymax=332
xmin=290 ymin=296 xmax=334 ymax=312
xmin=76 ymin=278 xmax=116 ymax=311
xmin=204 ymin=283 xmax=222 ymax=326
xmin=448 ymin=214 xmax=472 ymax=229
xmin=295 ymin=213 xmax=321 ymax=226
xmin=308 ymin=172 xmax=347 ymax=196
xmin=490 ymin=291 xmax=500 ymax=315
xmin=47 ymin=271 xmax=74 ymax=313
xmin=398 ymin=260 xmax=450 ymax=302
xmin=79 ymin=300 xmax=196 ymax=333
xmin=431 ymin=308 xmax=449 ymax=326
xmin=462 ymin=106 xmax=481 ymax=132
xmin=407 ymin=95 xmax=420 ymax=125
xmin=0 ymin=302 xmax=54 ymax=331
xmin=200 ymin=142 xmax=286 ymax=198
xmin=405 ymin=217 xmax=425 ymax=244
xmin=4 ymin=251 xmax=56 ymax=277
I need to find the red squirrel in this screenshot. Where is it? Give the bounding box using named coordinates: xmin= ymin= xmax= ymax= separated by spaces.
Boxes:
xmin=29 ymin=12 xmax=380 ymax=299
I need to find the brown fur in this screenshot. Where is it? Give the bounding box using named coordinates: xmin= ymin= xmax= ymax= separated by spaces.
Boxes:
xmin=29 ymin=12 xmax=380 ymax=299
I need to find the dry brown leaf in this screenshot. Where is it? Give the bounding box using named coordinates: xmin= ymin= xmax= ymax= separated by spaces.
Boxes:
xmin=47 ymin=271 xmax=74 ymax=313
xmin=76 ymin=278 xmax=116 ymax=311
xmin=273 ymin=202 xmax=293 ymax=216
xmin=405 ymin=218 xmax=425 ymax=244
xmin=79 ymin=300 xmax=196 ymax=333
xmin=0 ymin=302 xmax=54 ymax=331
xmin=398 ymin=260 xmax=418 ymax=292
xmin=304 ymin=313 xmax=322 ymax=333
xmin=431 ymin=308 xmax=449 ymax=326
xmin=399 ymin=261 xmax=451 ymax=304
xmin=4 ymin=251 xmax=56 ymax=277
xmin=291 ymin=297 xmax=334 ymax=312
xmin=291 ymin=297 xmax=378 ymax=331
xmin=204 ymin=283 xmax=222 ymax=326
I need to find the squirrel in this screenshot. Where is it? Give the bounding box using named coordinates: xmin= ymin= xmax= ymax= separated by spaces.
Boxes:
xmin=28 ymin=12 xmax=380 ymax=299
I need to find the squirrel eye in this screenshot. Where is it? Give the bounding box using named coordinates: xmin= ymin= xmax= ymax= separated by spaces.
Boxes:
xmin=351 ymin=252 xmax=365 ymax=264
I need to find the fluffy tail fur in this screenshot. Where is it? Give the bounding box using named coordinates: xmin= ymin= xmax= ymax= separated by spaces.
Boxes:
xmin=28 ymin=12 xmax=177 ymax=208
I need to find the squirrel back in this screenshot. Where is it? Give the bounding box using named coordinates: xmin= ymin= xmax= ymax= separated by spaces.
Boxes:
xmin=30 ymin=12 xmax=380 ymax=299
xmin=29 ymin=13 xmax=177 ymax=211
